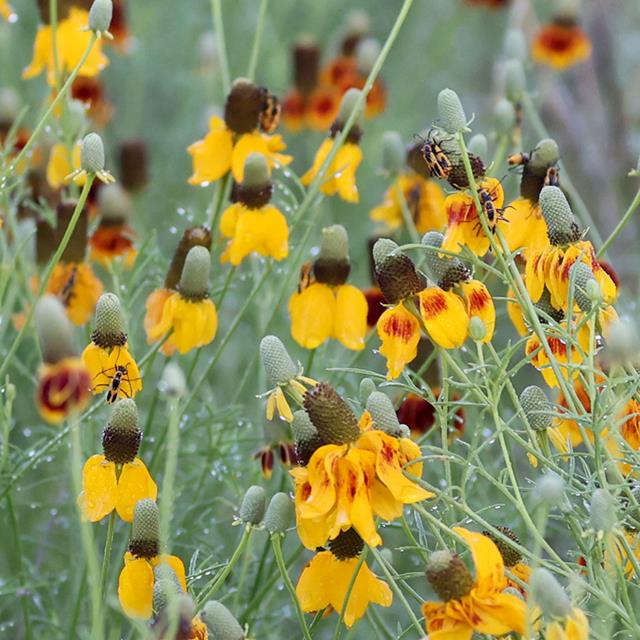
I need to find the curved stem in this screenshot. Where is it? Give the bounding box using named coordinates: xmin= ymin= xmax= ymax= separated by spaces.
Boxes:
xmin=210 ymin=0 xmax=230 ymax=94
xmin=247 ymin=0 xmax=269 ymax=81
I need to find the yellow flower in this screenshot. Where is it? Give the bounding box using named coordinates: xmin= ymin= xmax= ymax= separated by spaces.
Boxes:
xmin=377 ymin=302 xmax=421 ymax=380
xmin=46 ymin=142 xmax=83 ymax=189
xmin=146 ymin=291 xmax=218 ymax=355
xmin=79 ymin=454 xmax=156 ymax=522
xmin=501 ymin=198 xmax=550 ymax=254
xmin=289 ymin=282 xmax=368 ymax=350
xmin=118 ymin=552 xmax=186 ymax=619
xmin=296 ymin=551 xmax=392 ymax=628
xmin=219 ymin=201 xmax=289 ymax=265
xmin=36 ymin=356 xmax=91 ymax=424
xmin=291 ymin=429 xmax=432 ymax=549
xmin=301 ymin=137 xmax=362 ymax=203
xmin=370 ymin=173 xmax=446 ymax=234
xmin=422 ymin=527 xmax=526 ymax=640
xmin=532 ymin=19 xmax=592 ymax=70
xmin=0 ymin=0 xmax=13 ymax=20
xmin=188 ymin=115 xmax=291 ymax=185
xmin=47 ymin=262 xmax=104 ymax=326
xmin=545 ymin=607 xmax=589 ymax=640
xmin=89 ymin=224 xmax=138 ymax=268
xmin=23 ymin=8 xmax=109 ymax=86
xmin=82 ymin=343 xmax=143 ymax=401
xmin=442 ymin=177 xmax=504 ymax=257
xmin=609 ymin=529 xmax=640 ymax=579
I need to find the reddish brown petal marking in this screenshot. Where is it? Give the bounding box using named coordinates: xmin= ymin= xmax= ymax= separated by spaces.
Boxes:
xmin=467 ymin=287 xmax=490 ymax=312
xmin=538 ymin=24 xmax=580 ymax=54
xmin=382 ymin=312 xmax=415 ymax=344
xmin=301 ymin=483 xmax=312 ymax=501
xmin=547 ymin=337 xmax=567 ymax=357
xmin=421 ymin=291 xmax=448 ymax=320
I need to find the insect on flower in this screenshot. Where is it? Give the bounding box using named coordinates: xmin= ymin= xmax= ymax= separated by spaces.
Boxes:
xmin=297 ymin=261 xmax=314 ymax=293
xmin=476 ymin=182 xmax=509 ymax=234
xmin=544 ymin=165 xmax=560 ymax=186
xmin=507 ymin=151 xmax=530 ymax=167
xmin=419 ymin=129 xmax=453 ymax=179
xmin=60 ymin=264 xmax=78 ymax=308
xmin=259 ymin=89 xmax=282 ymax=134
xmin=93 ymin=360 xmax=141 ymax=404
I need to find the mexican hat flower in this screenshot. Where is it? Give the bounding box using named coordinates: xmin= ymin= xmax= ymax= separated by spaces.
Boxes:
xmin=46 ymin=141 xmax=83 ymax=189
xmin=0 ymin=1 xmax=13 ymax=20
xmin=481 ymin=527 xmax=531 ymax=596
xmin=289 ymin=224 xmax=367 ymax=350
xmin=291 ymin=384 xmax=432 ymax=549
xmin=34 ymin=296 xmax=91 ymax=423
xmin=82 ymin=293 xmax=142 ymax=402
xmin=147 ymin=245 xmax=218 ymax=355
xmin=502 ymin=138 xmax=560 ymax=253
xmin=372 ymin=238 xmax=426 ymax=379
xmin=602 ymin=397 xmax=640 ymax=476
xmin=188 ymin=78 xmax=291 ymax=185
xmin=422 ymin=527 xmax=526 ymax=639
xmin=396 ymin=390 xmax=466 ymax=442
xmin=259 ymin=335 xmax=316 ymax=423
xmin=144 ymin=226 xmax=212 ymax=356
xmin=118 ymin=499 xmax=187 ymax=619
xmin=532 ymin=14 xmax=592 ymax=70
xmin=296 ymin=528 xmax=392 ymax=628
xmin=524 ymin=187 xmax=616 ymax=313
xmin=301 ymin=88 xmax=363 ymax=203
xmin=78 ymin=398 xmax=156 ymax=522
xmin=219 ymin=152 xmax=289 ymax=265
xmin=23 ymin=7 xmax=109 ymax=86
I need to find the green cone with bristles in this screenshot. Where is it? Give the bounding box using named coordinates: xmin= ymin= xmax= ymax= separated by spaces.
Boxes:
xmin=372 ymin=238 xmax=398 ymax=267
xmin=91 ymin=292 xmax=127 ymax=348
xmin=494 ymin=99 xmax=516 ymax=135
xmin=590 ymin=488 xmax=617 ymax=534
xmin=426 ymin=550 xmax=473 ymax=602
xmin=535 ymin=287 xmax=565 ymax=323
xmin=242 ymin=152 xmax=270 ymax=187
xmin=422 ymin=231 xmax=470 ymax=290
xmin=81 ymin=132 xmax=106 ymax=174
xmin=366 ymin=391 xmax=408 ymax=438
xmin=329 ymin=527 xmax=364 ymax=560
xmin=468 ymin=134 xmax=487 ymax=159
xmin=314 ymin=224 xmax=351 ymax=286
xmin=129 ymin=499 xmax=160 ymax=559
xmin=468 ymin=316 xmax=487 ymax=342
xmin=239 ymin=485 xmax=267 ymax=525
xmin=152 ymin=564 xmax=182 ymax=613
xmin=374 ymin=241 xmax=424 ymax=304
xmin=264 ymin=492 xmax=293 ymax=535
xmin=359 ymin=378 xmax=376 ymax=404
xmin=97 ymin=184 xmax=132 ymax=222
xmin=382 ymin=131 xmax=405 ymax=176
xmin=291 ymin=410 xmax=323 ymax=465
xmin=529 ymin=139 xmax=560 ymax=171
xmin=571 ymin=262 xmax=599 ymax=312
xmin=336 ymin=88 xmax=363 ymax=126
xmin=504 ymin=29 xmax=527 ymax=61
xmin=530 ymin=568 xmax=572 ymax=619
xmin=304 ymin=382 xmax=360 ymax=444
xmin=437 ymin=88 xmax=467 ymax=134
xmin=178 ymin=245 xmax=210 ymax=300
xmin=504 ymin=59 xmax=526 ymax=102
xmin=35 ymin=295 xmax=78 ymax=364
xmin=201 ymin=601 xmax=245 ymax=640
xmin=160 ymin=362 xmax=186 ymax=399
xmin=519 ymin=385 xmax=554 ymax=431
xmin=89 ymin=0 xmax=113 ymax=35
xmin=482 ymin=527 xmax=522 ymax=568
xmin=102 ymin=398 xmax=141 ymax=464
xmin=539 ymin=186 xmax=581 ymax=245
xmin=260 ymin=335 xmax=298 ymax=387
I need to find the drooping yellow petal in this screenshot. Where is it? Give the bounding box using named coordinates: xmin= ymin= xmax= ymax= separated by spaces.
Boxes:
xmin=231 ymin=132 xmax=292 ymax=182
xmin=118 ymin=556 xmax=154 ymax=619
xmin=151 ymin=555 xmax=187 ymax=592
xmin=422 ymin=601 xmax=473 ymax=640
xmin=419 ymin=288 xmax=468 ymax=349
xmin=288 ymin=283 xmax=335 ymax=349
xmin=499 ymin=199 xmax=549 ymax=254
xmin=219 ymin=202 xmax=242 ymax=239
xmin=81 ymin=343 xmax=142 ymax=399
xmin=377 ymin=303 xmax=421 ymax=380
xmin=453 ymin=527 xmax=505 ymax=592
xmin=0 ymin=0 xmax=14 ymax=21
xmin=301 ymin=138 xmax=333 ymax=187
xmin=78 ymin=454 xmax=117 ymax=522
xmin=187 ymin=117 xmax=233 ymax=185
xmin=459 ymin=280 xmax=495 ymax=343
xmin=333 ymin=143 xmax=362 ymax=203
xmin=471 ymin=591 xmax=527 ymax=636
xmin=333 ymin=284 xmax=368 ymax=351
xmin=115 ymin=458 xmax=158 ymax=522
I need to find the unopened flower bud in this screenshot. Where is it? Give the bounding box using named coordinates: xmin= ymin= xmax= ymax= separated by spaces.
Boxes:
xmin=239 ymin=485 xmax=267 ymax=525
xmin=81 ymin=132 xmax=106 ymax=174
xmin=381 ymin=131 xmax=405 ymax=176
xmin=467 ymin=134 xmax=487 ymax=159
xmin=0 ymin=87 xmax=19 ymax=124
xmin=590 ymin=488 xmax=617 ymax=534
xmin=494 ymin=99 xmax=516 ymax=135
xmin=372 ymin=238 xmax=398 ymax=268
xmin=468 ymin=316 xmax=487 ymax=342
xmin=97 ymin=184 xmax=132 ymax=222
xmin=529 ymin=139 xmax=560 ymax=170
xmin=344 ymin=9 xmax=371 ymax=38
xmin=530 ymin=568 xmax=572 ymax=619
xmin=198 ymin=31 xmax=220 ymax=72
xmin=328 ymin=527 xmax=364 ymax=560
xmin=570 ymin=262 xmax=598 ymax=312
xmin=505 ymin=59 xmax=526 ymax=103
xmin=153 ymin=564 xmax=182 ymax=613
xmin=201 ymin=601 xmax=245 ymax=640
xmin=260 ymin=336 xmax=298 ymax=386
xmin=102 ymin=398 xmax=141 ymax=464
xmin=178 ymin=246 xmax=210 ymax=300
xmin=422 ymin=231 xmax=471 ymax=289
xmin=366 ymin=391 xmax=405 ymax=437
xmin=242 ymin=152 xmax=270 ymax=188
xmin=159 ymin=362 xmax=186 ymax=399
xmin=359 ymin=378 xmax=376 ymax=404
xmin=35 ymin=295 xmax=78 ymax=364
xmin=520 ymin=385 xmax=553 ymax=431
xmin=264 ymin=492 xmax=293 ymax=535
xmin=437 ymin=88 xmax=468 ymax=134
xmin=129 ymin=499 xmax=160 ymax=559
xmin=65 ymin=99 xmax=88 ymax=137
xmin=165 ymin=226 xmax=212 ymax=290
xmin=606 ymin=316 xmax=640 ymax=366
xmin=355 ymin=37 xmax=380 ymax=74
xmin=304 ymin=382 xmax=360 ymax=444
xmin=534 ymin=471 xmax=565 ymax=507
xmin=504 ymin=29 xmax=527 ymax=62
xmin=91 ymin=292 xmax=127 ymax=347
xmin=291 ymin=410 xmax=323 ymax=465
xmin=336 ymin=88 xmax=363 ymax=126
xmin=539 ymin=186 xmax=580 ymax=246
xmin=89 ymin=0 xmax=113 ymax=35
xmin=426 ymin=550 xmax=473 ymax=601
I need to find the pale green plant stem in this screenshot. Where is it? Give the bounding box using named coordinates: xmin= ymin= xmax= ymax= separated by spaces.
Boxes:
xmin=0 ymin=175 xmax=94 ymax=380
xmin=270 ymin=534 xmax=313 ymax=640
xmin=247 ymin=0 xmax=269 ymax=81
xmin=597 ymin=184 xmax=640 ymax=258
xmin=2 ymin=34 xmax=98 ymax=181
xmin=160 ymin=399 xmax=180 ymax=555
xmin=50 ymin=0 xmax=61 ymax=93
xmin=488 ymin=133 xmax=510 ymax=176
xmin=396 ymin=177 xmax=421 ymax=244
xmin=6 ymin=494 xmax=31 ymax=640
xmin=210 ymin=0 xmax=230 ymax=94
xmin=99 ymin=509 xmax=117 ymax=603
xmin=438 ymin=353 xmax=453 ymax=493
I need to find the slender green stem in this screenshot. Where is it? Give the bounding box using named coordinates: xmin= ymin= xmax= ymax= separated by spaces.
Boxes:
xmin=159 ymin=399 xmax=180 ymax=555
xmin=210 ymin=0 xmax=231 ymax=94
xmin=247 ymin=0 xmax=269 ymax=81
xmin=50 ymin=0 xmax=61 ymax=93
xmin=99 ymin=510 xmax=117 ymax=603
xmin=597 ymin=185 xmax=640 ymax=258
xmin=271 ymin=534 xmax=313 ymax=640
xmin=0 ymin=176 xmax=95 ymax=380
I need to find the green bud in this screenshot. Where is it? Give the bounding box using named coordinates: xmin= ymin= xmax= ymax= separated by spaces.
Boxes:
xmin=519 ymin=386 xmax=553 ymax=431
xmin=35 ymin=295 xmax=78 ymax=364
xmin=494 ymin=99 xmax=516 ymax=135
xmin=81 ymin=132 xmax=106 ymax=174
xmin=590 ymin=488 xmax=617 ymax=533
xmin=468 ymin=316 xmax=487 ymax=342
xmin=355 ymin=37 xmax=380 ymax=74
xmin=318 ymin=224 xmax=349 ymax=262
xmin=529 ymin=139 xmax=560 ymax=170
xmin=570 ymin=262 xmax=598 ymax=312
xmin=337 ymin=88 xmax=363 ymax=125
xmin=344 ymin=9 xmax=371 ymax=37
xmin=505 ymin=59 xmax=526 ymax=103
xmin=97 ymin=184 xmax=132 ymax=222
xmin=179 ymin=245 xmax=211 ymax=299
xmin=159 ymin=362 xmax=186 ymax=399
xmin=366 ymin=391 xmax=405 ymax=438
xmin=153 ymin=564 xmax=182 ymax=613
xmin=304 ymin=382 xmax=360 ymax=444
xmin=89 ymin=0 xmax=113 ymax=34
xmin=65 ymin=99 xmax=88 ymax=138
xmin=291 ymin=409 xmax=323 ymax=465
xmin=421 ymin=231 xmax=470 ymax=289
xmin=264 ymin=492 xmax=293 ymax=535
xmin=201 ymin=601 xmax=245 ymax=640
xmin=260 ymin=336 xmax=298 ymax=386
xmin=239 ymin=485 xmax=267 ymax=525
xmin=504 ymin=29 xmax=527 ymax=62
xmin=535 ymin=472 xmax=565 ymax=507
xmin=381 ymin=131 xmax=405 ymax=176
xmin=467 ymin=134 xmax=487 ymax=159
xmin=0 ymin=87 xmax=19 ymax=123
xmin=242 ymin=152 xmax=270 ymax=187
xmin=539 ymin=186 xmax=580 ymax=245
xmin=129 ymin=499 xmax=160 ymax=559
xmin=437 ymin=88 xmax=468 ymax=134
xmin=606 ymin=316 xmax=640 ymax=366
xmin=372 ymin=238 xmax=399 ymax=268
xmin=92 ymin=293 xmax=127 ymax=348
xmin=359 ymin=378 xmax=377 ymax=404
xmin=530 ymin=568 xmax=572 ymax=619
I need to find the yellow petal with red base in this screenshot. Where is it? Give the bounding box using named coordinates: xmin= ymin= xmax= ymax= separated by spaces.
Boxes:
xmin=422 ymin=601 xmax=473 ymax=640
xmin=377 ymin=303 xmax=421 ymax=380
xmin=115 ymin=458 xmax=158 ymax=522
xmin=36 ymin=357 xmax=91 ymax=424
xmin=333 ymin=284 xmax=367 ymax=350
xmin=531 ymin=22 xmax=592 ymax=70
xmin=187 ymin=116 xmax=233 ymax=185
xmin=79 ymin=454 xmax=117 ymax=522
xmin=459 ymin=280 xmax=495 ymax=343
xmin=288 ymin=283 xmax=335 ymax=349
xmin=419 ymin=288 xmax=468 ymax=349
